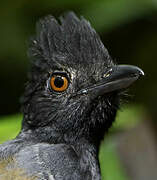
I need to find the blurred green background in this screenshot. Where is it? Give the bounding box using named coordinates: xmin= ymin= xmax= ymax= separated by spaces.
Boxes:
xmin=0 ymin=0 xmax=157 ymax=179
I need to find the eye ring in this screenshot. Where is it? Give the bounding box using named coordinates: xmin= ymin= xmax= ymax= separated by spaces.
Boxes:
xmin=50 ymin=75 xmax=69 ymax=92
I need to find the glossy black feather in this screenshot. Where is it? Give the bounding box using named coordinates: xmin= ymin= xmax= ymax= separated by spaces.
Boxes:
xmin=0 ymin=12 xmax=120 ymax=180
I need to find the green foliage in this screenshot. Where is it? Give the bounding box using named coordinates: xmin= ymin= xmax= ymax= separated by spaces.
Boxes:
xmin=0 ymin=114 xmax=22 ymax=144
xmin=114 ymin=104 xmax=146 ymax=129
xmin=99 ymin=139 xmax=128 ymax=180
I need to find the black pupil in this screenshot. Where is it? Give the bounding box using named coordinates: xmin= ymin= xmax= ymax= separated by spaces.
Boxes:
xmin=54 ymin=76 xmax=64 ymax=88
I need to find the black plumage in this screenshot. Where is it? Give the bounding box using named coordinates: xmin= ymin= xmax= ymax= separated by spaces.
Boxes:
xmin=0 ymin=12 xmax=144 ymax=180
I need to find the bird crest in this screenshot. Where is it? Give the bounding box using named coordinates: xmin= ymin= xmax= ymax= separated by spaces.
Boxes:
xmin=28 ymin=12 xmax=112 ymax=72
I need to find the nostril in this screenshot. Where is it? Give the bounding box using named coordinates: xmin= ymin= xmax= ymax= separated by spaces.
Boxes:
xmin=103 ymin=68 xmax=113 ymax=78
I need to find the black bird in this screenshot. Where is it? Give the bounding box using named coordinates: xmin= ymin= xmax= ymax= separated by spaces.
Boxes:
xmin=0 ymin=12 xmax=144 ymax=180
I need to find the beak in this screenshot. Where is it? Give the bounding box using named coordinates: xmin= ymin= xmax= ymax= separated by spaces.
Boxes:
xmin=76 ymin=65 xmax=144 ymax=96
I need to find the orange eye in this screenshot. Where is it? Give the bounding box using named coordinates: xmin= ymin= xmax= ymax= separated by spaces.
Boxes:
xmin=50 ymin=75 xmax=68 ymax=92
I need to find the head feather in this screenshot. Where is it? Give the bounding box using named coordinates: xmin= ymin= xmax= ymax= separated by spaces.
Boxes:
xmin=28 ymin=12 xmax=112 ymax=72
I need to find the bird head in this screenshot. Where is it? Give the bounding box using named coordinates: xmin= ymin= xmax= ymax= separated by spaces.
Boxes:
xmin=21 ymin=12 xmax=144 ymax=144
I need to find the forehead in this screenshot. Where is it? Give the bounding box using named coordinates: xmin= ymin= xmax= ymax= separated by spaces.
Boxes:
xmin=70 ymin=64 xmax=106 ymax=80
xmin=49 ymin=53 xmax=111 ymax=72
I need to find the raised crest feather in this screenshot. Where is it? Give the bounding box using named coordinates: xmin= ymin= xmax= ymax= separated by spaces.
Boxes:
xmin=28 ymin=11 xmax=111 ymax=72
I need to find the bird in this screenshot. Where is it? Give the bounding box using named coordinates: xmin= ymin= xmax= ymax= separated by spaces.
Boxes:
xmin=0 ymin=12 xmax=144 ymax=180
